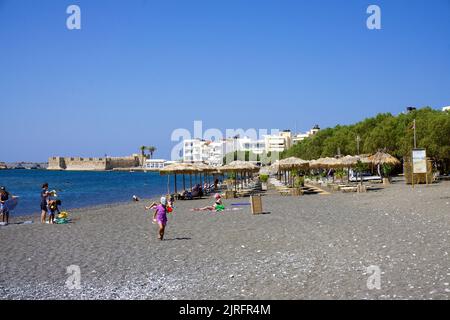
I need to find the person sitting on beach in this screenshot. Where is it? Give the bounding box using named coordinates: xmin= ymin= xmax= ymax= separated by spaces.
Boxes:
xmin=167 ymin=194 xmax=175 ymax=208
xmin=191 ymin=193 xmax=225 ymax=212
xmin=48 ymin=199 xmax=61 ymax=224
xmin=177 ymin=190 xmax=189 ymax=200
xmin=0 ymin=186 xmax=10 ymax=225
xmin=191 ymin=184 xmax=204 ymax=198
xmin=145 ymin=196 xmax=172 ymax=241
xmin=214 ymin=178 xmax=219 ymax=191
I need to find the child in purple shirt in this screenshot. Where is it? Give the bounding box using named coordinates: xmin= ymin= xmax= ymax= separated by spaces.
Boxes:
xmin=145 ymin=196 xmax=170 ymax=240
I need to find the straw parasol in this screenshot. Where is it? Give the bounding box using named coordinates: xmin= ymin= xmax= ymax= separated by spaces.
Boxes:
xmin=278 ymin=157 xmax=310 ymax=170
xmin=309 ymin=157 xmax=339 ymax=169
xmin=276 ymin=157 xmax=309 ymax=188
xmin=191 ymin=162 xmax=219 ymax=188
xmin=160 ymin=163 xmax=201 ymax=194
xmin=218 ymin=161 xmax=259 ymax=191
xmin=218 ymin=160 xmax=259 ymax=173
xmin=336 ymin=155 xmax=370 ymax=167
xmin=368 ymin=151 xmax=400 ymax=166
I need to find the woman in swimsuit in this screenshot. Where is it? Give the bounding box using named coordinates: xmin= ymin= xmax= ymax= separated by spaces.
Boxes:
xmin=192 ymin=193 xmax=225 ymax=212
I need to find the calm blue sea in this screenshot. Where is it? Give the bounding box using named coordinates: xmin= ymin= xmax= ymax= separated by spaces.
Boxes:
xmin=0 ymin=170 xmax=172 ymax=216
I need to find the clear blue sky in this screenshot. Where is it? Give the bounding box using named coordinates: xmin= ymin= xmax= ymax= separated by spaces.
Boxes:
xmin=1 ymin=0 xmax=449 ymax=162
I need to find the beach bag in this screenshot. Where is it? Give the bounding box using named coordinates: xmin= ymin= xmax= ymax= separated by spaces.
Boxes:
xmin=58 ymin=212 xmax=68 ymax=219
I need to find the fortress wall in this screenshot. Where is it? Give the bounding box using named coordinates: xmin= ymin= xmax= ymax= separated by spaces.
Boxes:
xmin=107 ymin=156 xmax=140 ymax=170
xmin=47 ymin=156 xmax=139 ymax=171
xmin=48 ymin=157 xmax=66 ymax=170
xmin=64 ymin=157 xmax=107 ymax=171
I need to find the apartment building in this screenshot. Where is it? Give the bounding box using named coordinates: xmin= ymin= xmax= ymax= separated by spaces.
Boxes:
xmin=182 ymin=130 xmax=299 ymax=165
xmin=292 ymin=125 xmax=320 ymax=144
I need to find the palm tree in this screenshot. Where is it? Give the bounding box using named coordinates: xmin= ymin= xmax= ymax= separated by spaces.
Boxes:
xmin=147 ymin=146 xmax=156 ymax=159
xmin=139 ymin=146 xmax=147 ymax=166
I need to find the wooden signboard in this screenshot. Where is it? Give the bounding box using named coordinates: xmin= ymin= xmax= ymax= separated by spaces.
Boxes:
xmin=412 ymin=149 xmax=427 ymax=174
xmin=250 ymin=195 xmax=263 ymax=215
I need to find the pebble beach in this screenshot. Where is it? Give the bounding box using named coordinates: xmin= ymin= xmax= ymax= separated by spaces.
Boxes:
xmin=1 ymin=179 xmax=450 ymax=300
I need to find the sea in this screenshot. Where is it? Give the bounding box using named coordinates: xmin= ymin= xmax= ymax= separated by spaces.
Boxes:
xmin=0 ymin=170 xmax=172 ymax=216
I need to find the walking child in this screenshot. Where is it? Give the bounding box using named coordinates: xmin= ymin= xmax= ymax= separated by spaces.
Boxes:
xmin=145 ymin=196 xmax=171 ymax=240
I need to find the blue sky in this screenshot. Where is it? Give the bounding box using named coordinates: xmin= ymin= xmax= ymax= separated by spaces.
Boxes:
xmin=1 ymin=0 xmax=449 ymax=162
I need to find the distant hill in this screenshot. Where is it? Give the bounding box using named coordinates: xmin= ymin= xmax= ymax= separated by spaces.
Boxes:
xmin=4 ymin=162 xmax=48 ymax=170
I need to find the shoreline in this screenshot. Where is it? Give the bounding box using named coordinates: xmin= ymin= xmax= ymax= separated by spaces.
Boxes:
xmin=7 ymin=196 xmax=161 ymax=223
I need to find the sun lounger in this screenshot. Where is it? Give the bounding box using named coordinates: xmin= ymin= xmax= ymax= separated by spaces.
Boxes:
xmin=340 ymin=186 xmax=358 ymax=193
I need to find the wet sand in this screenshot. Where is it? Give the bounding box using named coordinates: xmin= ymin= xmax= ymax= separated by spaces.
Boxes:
xmin=1 ymin=179 xmax=450 ymax=299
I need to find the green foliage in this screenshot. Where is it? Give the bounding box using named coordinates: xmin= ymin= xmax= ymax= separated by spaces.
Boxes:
xmin=223 ymin=151 xmax=275 ymax=165
xmin=294 ymin=176 xmax=305 ymax=188
xmin=335 ymin=169 xmax=345 ymax=179
xmin=381 ymin=164 xmax=392 ymax=177
xmin=283 ymin=107 xmax=450 ymax=173
xmin=259 ymin=174 xmax=269 ymax=183
xmin=355 ymin=160 xmax=368 ymax=173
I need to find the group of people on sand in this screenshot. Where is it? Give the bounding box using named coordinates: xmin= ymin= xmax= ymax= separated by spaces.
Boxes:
xmin=40 ymin=183 xmax=61 ymax=224
xmin=3 ymin=180 xmax=225 ymax=240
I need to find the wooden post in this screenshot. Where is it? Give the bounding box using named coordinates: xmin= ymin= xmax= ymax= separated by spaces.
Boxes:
xmin=167 ymin=175 xmax=170 ymax=195
xmin=174 ymin=174 xmax=177 ymax=194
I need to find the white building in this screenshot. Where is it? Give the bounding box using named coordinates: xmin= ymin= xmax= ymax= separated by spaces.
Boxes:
xmin=292 ymin=125 xmax=320 ymax=144
xmin=182 ymin=130 xmax=298 ymax=165
xmin=236 ymin=137 xmax=266 ymax=155
xmin=264 ymin=133 xmax=290 ymax=153
xmin=183 ymin=139 xmax=212 ymax=163
xmin=207 ymin=139 xmax=235 ymax=166
xmin=144 ymin=159 xmax=173 ymax=170
xmin=443 ymin=106 xmax=450 ymax=112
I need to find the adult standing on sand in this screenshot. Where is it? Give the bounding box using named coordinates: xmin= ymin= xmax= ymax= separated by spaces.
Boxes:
xmin=0 ymin=186 xmax=10 ymax=225
xmin=40 ymin=183 xmax=51 ymax=224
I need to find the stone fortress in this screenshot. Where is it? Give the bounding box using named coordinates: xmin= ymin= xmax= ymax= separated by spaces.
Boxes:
xmin=48 ymin=155 xmax=141 ymax=171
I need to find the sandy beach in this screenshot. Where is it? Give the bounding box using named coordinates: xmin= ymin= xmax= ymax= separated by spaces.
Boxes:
xmin=1 ymin=179 xmax=450 ymax=300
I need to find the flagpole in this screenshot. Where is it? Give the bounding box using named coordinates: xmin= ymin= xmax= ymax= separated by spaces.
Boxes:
xmin=413 ymin=119 xmax=417 ymax=149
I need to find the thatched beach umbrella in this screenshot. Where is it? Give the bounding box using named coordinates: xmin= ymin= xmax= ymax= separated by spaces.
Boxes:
xmin=278 ymin=157 xmax=310 ymax=170
xmin=219 ymin=161 xmax=259 ymax=191
xmin=309 ymin=157 xmax=338 ymax=169
xmin=368 ymin=151 xmax=400 ymax=180
xmin=277 ymin=157 xmax=310 ymax=187
xmin=192 ymin=163 xmax=218 ymax=188
xmin=368 ymin=152 xmax=400 ymax=166
xmin=160 ymin=163 xmax=200 ymax=194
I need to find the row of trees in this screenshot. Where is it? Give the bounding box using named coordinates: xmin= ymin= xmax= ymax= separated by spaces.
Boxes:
xmin=283 ymin=107 xmax=450 ymax=174
xmin=223 ymin=151 xmax=280 ymax=165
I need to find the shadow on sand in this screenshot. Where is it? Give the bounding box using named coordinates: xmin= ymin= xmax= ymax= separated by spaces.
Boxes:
xmin=163 ymin=237 xmax=192 ymax=241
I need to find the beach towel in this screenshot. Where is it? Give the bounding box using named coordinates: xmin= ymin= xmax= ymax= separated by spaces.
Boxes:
xmin=215 ymin=204 xmax=225 ymax=212
xmin=55 ymin=218 xmax=69 ymax=224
